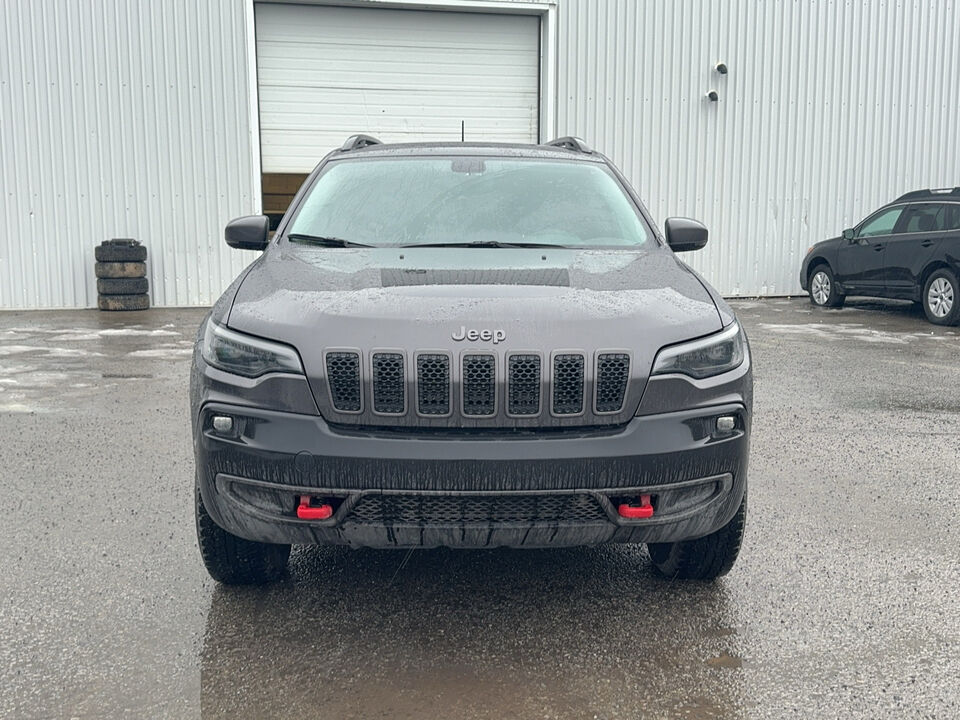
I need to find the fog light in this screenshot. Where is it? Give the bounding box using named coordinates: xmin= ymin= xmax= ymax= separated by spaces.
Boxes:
xmin=212 ymin=415 xmax=234 ymax=434
xmin=716 ymin=415 xmax=736 ymax=433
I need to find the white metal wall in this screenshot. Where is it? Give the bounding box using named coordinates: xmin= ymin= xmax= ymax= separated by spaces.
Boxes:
xmin=0 ymin=0 xmax=258 ymax=309
xmin=2 ymin=0 xmax=960 ymax=307
xmin=256 ymin=4 xmax=540 ymax=173
xmin=556 ymin=0 xmax=960 ymax=295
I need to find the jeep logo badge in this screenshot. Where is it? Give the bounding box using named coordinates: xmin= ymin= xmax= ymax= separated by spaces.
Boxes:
xmin=452 ymin=326 xmax=506 ymax=344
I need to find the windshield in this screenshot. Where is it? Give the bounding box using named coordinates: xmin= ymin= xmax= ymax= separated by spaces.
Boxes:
xmin=286 ymin=157 xmax=652 ymax=248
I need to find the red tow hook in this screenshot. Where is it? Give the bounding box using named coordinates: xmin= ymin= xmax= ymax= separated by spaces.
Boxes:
xmin=296 ymin=495 xmax=333 ymax=520
xmin=618 ymin=494 xmax=654 ymax=519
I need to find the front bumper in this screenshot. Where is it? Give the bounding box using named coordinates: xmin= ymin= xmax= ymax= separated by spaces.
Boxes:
xmin=800 ymin=256 xmax=812 ymax=291
xmin=195 ymin=401 xmax=750 ymax=549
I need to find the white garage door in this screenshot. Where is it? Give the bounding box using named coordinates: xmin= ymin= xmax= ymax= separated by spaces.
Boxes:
xmin=255 ymin=4 xmax=541 ymax=174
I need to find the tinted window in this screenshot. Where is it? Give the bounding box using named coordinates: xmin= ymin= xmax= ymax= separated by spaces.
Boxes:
xmin=858 ymin=207 xmax=903 ymax=237
xmin=940 ymin=204 xmax=960 ymax=231
xmin=288 ymin=158 xmax=651 ymax=248
xmin=900 ymin=203 xmax=945 ymax=233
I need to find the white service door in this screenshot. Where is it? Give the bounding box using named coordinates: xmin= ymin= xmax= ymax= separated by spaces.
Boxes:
xmin=256 ymin=4 xmax=541 ymax=173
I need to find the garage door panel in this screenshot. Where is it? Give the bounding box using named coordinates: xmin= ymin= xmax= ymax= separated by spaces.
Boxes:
xmin=261 ymin=121 xmax=538 ymax=147
xmin=257 ymin=33 xmax=538 ymax=57
xmin=262 ymin=122 xmax=536 ymax=172
xmin=258 ymin=69 xmax=539 ymax=94
xmin=258 ymin=5 xmax=536 ymax=48
xmin=259 ymin=110 xmax=539 ymax=134
xmin=261 ymin=117 xmax=536 ymax=141
xmin=257 ymin=43 xmax=539 ymax=69
xmin=258 ymin=60 xmax=539 ymax=90
xmin=259 ymin=88 xmax=538 ymax=117
xmin=256 ymin=4 xmax=540 ymax=174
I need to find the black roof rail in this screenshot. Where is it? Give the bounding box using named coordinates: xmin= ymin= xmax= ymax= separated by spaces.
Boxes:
xmin=543 ymin=136 xmax=593 ymax=154
xmin=895 ymin=187 xmax=960 ymax=202
xmin=340 ymin=134 xmax=382 ymax=152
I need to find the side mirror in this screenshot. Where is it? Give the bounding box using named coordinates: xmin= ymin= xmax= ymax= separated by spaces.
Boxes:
xmin=225 ymin=215 xmax=270 ymax=251
xmin=664 ymin=217 xmax=709 ymax=252
xmin=842 ymin=228 xmax=856 ymax=241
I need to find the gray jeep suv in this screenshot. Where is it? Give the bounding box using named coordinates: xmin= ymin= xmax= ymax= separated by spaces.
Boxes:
xmin=191 ymin=136 xmax=752 ymax=584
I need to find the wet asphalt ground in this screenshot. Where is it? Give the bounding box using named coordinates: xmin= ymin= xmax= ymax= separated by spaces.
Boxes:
xmin=1 ymin=297 xmax=958 ymax=719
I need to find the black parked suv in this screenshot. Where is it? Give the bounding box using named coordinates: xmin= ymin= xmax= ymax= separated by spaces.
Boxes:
xmin=800 ymin=188 xmax=960 ymax=325
xmin=191 ymin=136 xmax=752 ymax=584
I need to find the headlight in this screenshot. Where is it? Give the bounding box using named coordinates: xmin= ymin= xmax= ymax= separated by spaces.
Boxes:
xmin=651 ymin=322 xmax=746 ymax=379
xmin=201 ymin=319 xmax=303 ymax=377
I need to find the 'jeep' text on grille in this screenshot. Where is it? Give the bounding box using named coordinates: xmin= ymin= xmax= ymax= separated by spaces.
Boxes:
xmin=451 ymin=326 xmax=506 ymax=344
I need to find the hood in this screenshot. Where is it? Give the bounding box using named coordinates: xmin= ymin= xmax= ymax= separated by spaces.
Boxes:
xmin=229 ymin=244 xmax=723 ymax=351
xmin=227 ymin=244 xmax=724 ymax=426
xmin=811 ymin=236 xmax=842 ymax=254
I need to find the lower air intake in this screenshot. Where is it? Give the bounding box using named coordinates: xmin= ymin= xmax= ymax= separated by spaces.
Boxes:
xmin=347 ymin=493 xmax=608 ymax=524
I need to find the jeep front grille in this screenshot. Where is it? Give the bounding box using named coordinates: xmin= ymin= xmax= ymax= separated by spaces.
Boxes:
xmin=462 ymin=354 xmax=496 ymax=416
xmin=552 ymin=354 xmax=585 ymax=415
xmin=595 ymin=353 xmax=630 ymax=413
xmin=507 ymin=354 xmax=541 ymax=415
xmin=417 ymin=354 xmax=451 ymax=415
xmin=325 ymin=351 xmax=361 ymax=412
xmin=372 ymin=352 xmax=405 ymax=414
xmin=322 ymin=349 xmax=632 ymax=425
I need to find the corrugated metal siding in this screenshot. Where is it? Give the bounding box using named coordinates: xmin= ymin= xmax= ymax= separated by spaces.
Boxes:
xmin=0 ymin=0 xmax=257 ymax=308
xmin=256 ymin=4 xmax=540 ymax=173
xmin=3 ymin=0 xmax=959 ymax=307
xmin=557 ymin=0 xmax=960 ymax=295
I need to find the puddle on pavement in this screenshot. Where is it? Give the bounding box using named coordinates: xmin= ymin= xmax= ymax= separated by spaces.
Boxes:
xmin=705 ymin=652 xmax=746 ymax=669
xmin=0 ymin=317 xmax=194 ymax=412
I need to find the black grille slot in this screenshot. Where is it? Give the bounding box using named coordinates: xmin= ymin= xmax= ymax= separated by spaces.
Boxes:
xmin=326 ymin=352 xmax=361 ymax=412
xmin=552 ymin=354 xmax=584 ymax=415
xmin=417 ymin=354 xmax=450 ymax=415
xmin=508 ymin=354 xmax=541 ymax=415
xmin=595 ymin=353 xmax=630 ymax=413
xmin=462 ymin=354 xmax=495 ymax=416
xmin=372 ymin=352 xmax=405 ymax=414
xmin=348 ymin=493 xmax=607 ymax=524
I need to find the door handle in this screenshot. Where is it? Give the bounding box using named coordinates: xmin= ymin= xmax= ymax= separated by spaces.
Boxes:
xmin=921 ymin=240 xmax=934 ymax=248
xmin=873 ymin=244 xmax=884 ymax=251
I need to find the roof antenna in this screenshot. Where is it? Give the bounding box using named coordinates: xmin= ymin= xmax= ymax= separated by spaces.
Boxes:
xmin=461 ymin=120 xmax=465 ymax=142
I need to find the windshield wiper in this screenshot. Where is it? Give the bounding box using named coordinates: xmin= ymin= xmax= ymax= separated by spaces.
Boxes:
xmin=398 ymin=240 xmax=570 ymax=249
xmin=287 ymin=233 xmax=374 ymax=248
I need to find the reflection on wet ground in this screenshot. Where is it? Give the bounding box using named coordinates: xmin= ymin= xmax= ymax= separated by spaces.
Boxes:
xmin=201 ymin=547 xmax=744 ymax=719
xmin=2 ymin=299 xmax=958 ymax=718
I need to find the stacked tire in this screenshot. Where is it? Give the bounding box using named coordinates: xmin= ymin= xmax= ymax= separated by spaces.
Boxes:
xmin=95 ymin=239 xmax=149 ymax=311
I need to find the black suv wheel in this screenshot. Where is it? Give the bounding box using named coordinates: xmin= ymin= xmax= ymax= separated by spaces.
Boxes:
xmin=808 ymin=264 xmax=844 ymax=307
xmin=648 ymin=494 xmax=746 ymax=581
xmin=195 ymin=484 xmax=290 ymax=584
xmin=922 ymin=268 xmax=959 ymax=326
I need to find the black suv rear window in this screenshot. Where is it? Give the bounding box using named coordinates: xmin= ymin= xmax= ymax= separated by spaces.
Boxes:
xmin=940 ymin=204 xmax=960 ymax=231
xmin=900 ymin=203 xmax=945 ymax=233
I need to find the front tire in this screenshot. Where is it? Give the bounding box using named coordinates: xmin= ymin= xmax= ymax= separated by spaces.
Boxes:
xmin=648 ymin=495 xmax=746 ymax=581
xmin=195 ymin=485 xmax=290 ymax=584
xmin=922 ymin=269 xmax=959 ymax=326
xmin=808 ymin=264 xmax=844 ymax=307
